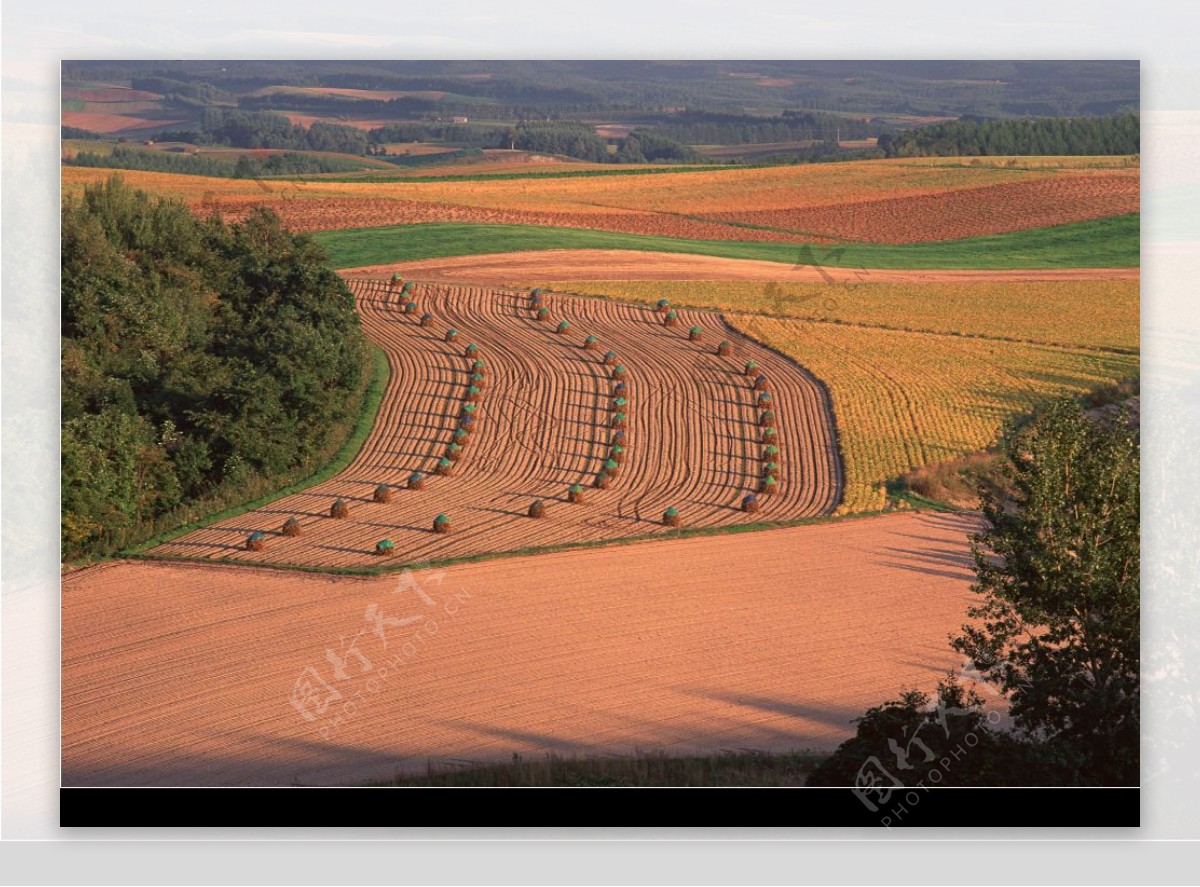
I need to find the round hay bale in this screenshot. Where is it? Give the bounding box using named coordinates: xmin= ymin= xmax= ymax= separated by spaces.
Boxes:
xmin=408 ymin=472 xmax=426 ymax=490
xmin=403 ymin=301 xmax=418 ymax=315
xmin=465 ymin=343 xmax=480 ymax=358
xmin=612 ymin=396 xmax=628 ymax=411
xmin=471 ymin=359 xmax=487 ymax=375
xmin=373 ymin=483 xmax=393 ymax=504
xmin=762 ymin=426 xmax=777 ymax=443
xmin=470 ymin=371 xmax=488 ymax=390
xmin=281 ymin=517 xmax=302 ymax=537
xmin=557 ymin=320 xmax=571 ymax=334
xmin=664 ymin=310 xmax=679 ymax=328
xmin=759 ymin=409 xmax=775 ymax=428
xmin=459 ymin=415 xmax=475 ymax=431
xmin=760 ymin=475 xmax=779 ymax=495
xmin=688 ymin=326 xmax=703 ymax=341
xmin=594 ymin=471 xmax=612 ymax=490
xmin=530 ymin=287 xmax=543 ymax=298
xmin=375 ymin=539 xmax=395 ymax=556
xmin=436 ymin=457 xmax=454 ymax=477
xmin=611 ymin=364 xmax=627 ymax=379
xmin=568 ymin=484 xmax=586 ymax=504
xmin=419 ymin=312 xmax=434 ymax=327
xmin=610 ymin=445 xmax=625 ymax=463
xmin=401 ymin=282 xmax=414 ymax=295
xmin=466 ymin=385 xmax=482 ymax=403
xmin=453 ymin=427 xmax=470 ymax=445
xmin=330 ymin=500 xmax=350 ymax=519
xmin=611 ymin=429 xmax=627 ymax=445
xmin=445 ymin=328 xmax=459 ymax=343
xmin=742 ymin=493 xmax=761 ymax=513
xmin=433 ymin=513 xmax=452 ymax=534
xmin=447 ymin=442 xmax=464 ymax=462
xmin=716 ymin=340 xmax=731 ymax=357
xmin=663 ymin=506 xmax=681 ymax=528
xmin=656 ymin=298 xmax=671 ymax=314
xmin=584 ymin=335 xmax=599 ymax=351
xmin=390 ymin=273 xmax=403 ymax=290
xmin=460 ymin=403 xmax=478 ymax=420
xmin=757 ymin=391 xmax=772 ymax=406
xmin=603 ymin=458 xmax=620 ymax=477
xmin=613 ymin=380 xmax=627 ymax=395
xmin=528 ymin=499 xmax=547 ymax=518
xmin=603 ymin=350 xmax=618 ymax=366
xmin=612 ymin=412 xmax=627 ymax=429
xmin=763 ymin=444 xmax=780 ymax=460
xmin=744 ymin=360 xmax=759 ymax=377
xmin=764 ymin=461 xmax=779 ymax=479
xmin=537 ymin=307 xmax=551 ymax=322
xmin=245 ymin=530 xmax=267 ymax=552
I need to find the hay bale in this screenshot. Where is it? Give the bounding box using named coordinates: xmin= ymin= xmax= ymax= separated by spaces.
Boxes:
xmin=420 ymin=312 xmax=434 ymax=327
xmin=281 ymin=517 xmax=302 ymax=537
xmin=603 ymin=458 xmax=620 ymax=477
xmin=611 ymin=429 xmax=627 ymax=445
xmin=389 ymin=273 xmax=403 ymax=290
xmin=763 ymin=444 xmax=780 ymax=460
xmin=433 ymin=513 xmax=452 ymax=534
xmin=584 ymin=335 xmax=599 ymax=351
xmin=568 ymin=484 xmax=586 ymax=504
xmin=465 ymin=343 xmax=480 ymax=358
xmin=556 ymin=319 xmax=571 ymax=334
xmin=330 ymin=500 xmax=350 ymax=519
xmin=470 ymin=371 xmax=488 ymax=391
xmin=375 ymin=539 xmax=395 ymax=556
xmin=610 ymin=445 xmax=625 ymax=463
xmin=445 ymin=328 xmax=459 ymax=343
xmin=755 ymin=376 xmax=773 ymax=393
xmin=611 ymin=364 xmax=627 ymax=379
xmin=612 ymin=412 xmax=627 ymax=429
xmin=245 ymin=531 xmax=267 ymax=552
xmin=612 ymin=396 xmax=628 ymax=411
xmin=760 ymin=476 xmax=779 ymax=495
xmin=656 ymin=298 xmax=671 ymax=314
xmin=764 ymin=461 xmax=780 ymax=479
xmin=403 ymin=301 xmax=418 ymax=315
xmin=460 ymin=403 xmax=478 ymax=421
xmin=471 ymin=359 xmax=487 ymax=375
xmin=663 ymin=507 xmax=681 ymax=528
xmin=459 ymin=415 xmax=475 ymax=432
xmin=373 ymin=483 xmax=393 ymax=504
xmin=664 ymin=310 xmax=679 ymax=328
xmin=744 ymin=360 xmax=759 ymax=377
xmin=408 ymin=472 xmax=426 ymax=490
xmin=436 ymin=457 xmax=455 ymax=477
xmin=742 ymin=493 xmax=760 ymax=513
xmin=594 ymin=472 xmax=612 ymax=490
xmin=603 ymin=350 xmax=618 ymax=366
xmin=453 ymin=427 xmax=471 ymax=445
xmin=759 ymin=409 xmax=775 ymax=428
xmin=529 ymin=499 xmax=547 ymax=518
xmin=537 ymin=307 xmax=551 ymax=322
xmin=466 ymin=385 xmax=482 ymax=403
xmin=762 ymin=426 xmax=777 ymax=443
xmin=757 ymin=391 xmax=772 ymax=406
xmin=447 ymin=442 xmax=464 ymax=462
xmin=688 ymin=326 xmax=703 ymax=342
xmin=401 ymin=282 xmax=414 ymax=296
xmin=613 ymin=381 xmax=627 ymax=395
xmin=716 ymin=340 xmax=731 ymax=357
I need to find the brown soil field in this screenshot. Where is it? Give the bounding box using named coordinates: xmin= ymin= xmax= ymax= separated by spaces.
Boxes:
xmin=701 ymin=174 xmax=1140 ymax=243
xmin=151 ymin=281 xmax=842 ymax=568
xmin=64 ymin=511 xmax=981 ymax=786
xmin=344 ymin=250 xmax=1140 ymax=285
xmin=63 ymin=87 xmax=163 ymax=103
xmin=61 ymin=112 xmax=187 ymax=134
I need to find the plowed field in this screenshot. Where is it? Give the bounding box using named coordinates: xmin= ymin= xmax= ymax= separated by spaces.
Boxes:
xmin=151 ymin=281 xmax=842 ymax=568
xmin=64 ymin=511 xmax=981 ymax=786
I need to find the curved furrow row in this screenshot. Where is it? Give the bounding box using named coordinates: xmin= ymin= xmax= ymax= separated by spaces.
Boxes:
xmin=150 ymin=281 xmax=843 ymax=569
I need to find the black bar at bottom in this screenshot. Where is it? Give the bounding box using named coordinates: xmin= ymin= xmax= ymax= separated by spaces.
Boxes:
xmin=61 ymin=787 xmax=1138 ymax=828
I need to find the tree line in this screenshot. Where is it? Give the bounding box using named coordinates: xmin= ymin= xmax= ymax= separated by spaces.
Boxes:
xmin=644 ymin=109 xmax=872 ymax=145
xmin=878 ymin=112 xmax=1139 ymax=157
xmin=62 ymin=177 xmax=370 ymax=560
xmin=66 ymin=146 xmax=375 ymax=178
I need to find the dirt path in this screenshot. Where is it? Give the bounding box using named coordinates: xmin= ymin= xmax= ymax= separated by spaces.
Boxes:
xmin=64 ymin=511 xmax=982 ymax=786
xmin=341 ymin=251 xmax=1140 ymax=285
xmin=152 ymin=281 xmax=842 ymax=569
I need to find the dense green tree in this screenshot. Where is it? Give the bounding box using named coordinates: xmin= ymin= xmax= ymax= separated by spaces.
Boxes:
xmin=61 ymin=176 xmax=369 ymax=559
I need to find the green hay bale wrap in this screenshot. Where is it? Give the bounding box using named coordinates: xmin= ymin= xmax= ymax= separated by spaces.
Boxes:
xmin=375 ymin=539 xmax=395 ymax=555
xmin=330 ymin=500 xmax=350 ymax=519
xmin=373 ymin=483 xmax=393 ymax=503
xmin=433 ymin=513 xmax=452 ymax=534
xmin=245 ymin=530 xmax=267 ymax=552
xmin=281 ymin=517 xmax=302 ymax=537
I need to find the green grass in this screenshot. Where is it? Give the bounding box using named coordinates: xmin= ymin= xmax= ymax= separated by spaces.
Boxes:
xmin=300 ymin=164 xmax=740 ymax=184
xmin=315 ymin=214 xmax=1140 ymax=271
xmin=361 ymin=749 xmax=828 ymax=787
xmin=114 ymin=344 xmax=391 ymax=558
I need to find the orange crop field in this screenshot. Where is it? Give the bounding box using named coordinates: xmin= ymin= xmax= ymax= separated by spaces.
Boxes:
xmin=61 ymin=158 xmax=1139 ymax=242
xmin=151 ymin=280 xmax=842 ymax=568
xmin=64 ymin=511 xmax=980 ymax=786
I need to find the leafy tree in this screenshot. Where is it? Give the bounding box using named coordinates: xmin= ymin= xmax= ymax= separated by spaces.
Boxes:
xmin=952 ymin=399 xmax=1140 ymax=784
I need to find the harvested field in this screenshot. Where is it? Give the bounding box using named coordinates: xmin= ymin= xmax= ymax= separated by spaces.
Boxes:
xmin=345 ymin=250 xmax=1140 ymax=286
xmin=700 ymin=174 xmax=1140 ymax=243
xmin=150 ymin=281 xmax=842 ymax=568
xmin=64 ymin=511 xmax=980 ymax=786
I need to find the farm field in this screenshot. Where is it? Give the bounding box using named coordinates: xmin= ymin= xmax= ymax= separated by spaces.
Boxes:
xmin=151 ymin=280 xmax=842 ymax=569
xmin=539 ymin=280 xmax=1140 ymax=351
xmin=61 ymin=158 xmax=1138 ymax=243
xmin=727 ymin=316 xmax=1140 ymax=512
xmin=64 ymin=510 xmax=980 ymax=786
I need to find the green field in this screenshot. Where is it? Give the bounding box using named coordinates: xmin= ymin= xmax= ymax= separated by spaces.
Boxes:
xmin=315 ymin=214 xmax=1140 ymax=271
